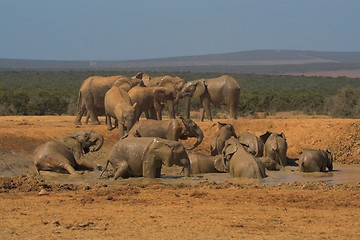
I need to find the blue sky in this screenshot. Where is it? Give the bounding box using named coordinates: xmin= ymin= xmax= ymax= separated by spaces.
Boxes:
xmin=1 ymin=0 xmax=359 ymax=60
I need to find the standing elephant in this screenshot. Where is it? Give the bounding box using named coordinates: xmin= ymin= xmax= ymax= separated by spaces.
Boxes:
xmin=74 ymin=74 xmax=144 ymax=125
xmin=210 ymin=122 xmax=237 ymax=156
xmin=128 ymin=86 xmax=175 ymax=121
xmin=104 ymin=85 xmax=137 ymax=138
xmin=127 ymin=117 xmax=203 ymax=150
xmin=142 ymin=75 xmax=186 ymax=118
xmin=33 ymin=131 xmax=104 ymax=175
xmin=188 ymin=153 xmax=222 ymax=174
xmin=101 ymin=137 xmax=190 ymax=179
xmin=180 ymin=75 xmax=241 ymax=121
xmin=214 ymin=137 xmax=266 ymax=178
xmin=238 ymin=132 xmax=264 ymax=157
xmin=299 ymin=149 xmax=333 ymax=172
xmin=260 ymin=131 xmax=288 ymax=167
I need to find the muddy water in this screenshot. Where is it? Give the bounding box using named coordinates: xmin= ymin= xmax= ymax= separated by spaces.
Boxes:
xmin=39 ymin=163 xmax=360 ymax=186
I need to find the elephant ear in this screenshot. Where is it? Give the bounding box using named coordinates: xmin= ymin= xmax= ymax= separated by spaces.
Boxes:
xmin=220 ymin=138 xmax=238 ymax=170
xmin=214 ymin=156 xmax=228 ymax=172
xmin=154 ymin=88 xmax=174 ymax=101
xmin=279 ymin=132 xmax=286 ymax=140
xmin=217 ymin=122 xmax=227 ymax=130
xmin=259 ymin=131 xmax=272 ymax=143
xmin=193 ymin=79 xmax=206 ymax=97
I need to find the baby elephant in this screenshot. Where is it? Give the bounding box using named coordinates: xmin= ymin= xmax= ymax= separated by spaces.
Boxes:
xmin=188 ymin=153 xmax=222 ymax=174
xmin=101 ymin=137 xmax=191 ymax=179
xmin=214 ymin=137 xmax=266 ymax=179
xmin=33 ymin=131 xmax=104 ymax=175
xmin=299 ymin=149 xmax=333 ymax=172
xmin=210 ymin=122 xmax=237 ymax=156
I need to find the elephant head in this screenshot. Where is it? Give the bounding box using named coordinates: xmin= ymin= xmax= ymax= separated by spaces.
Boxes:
xmin=214 ymin=137 xmax=239 ymax=172
xmin=115 ymin=103 xmax=138 ymax=136
xmin=179 ymin=117 xmax=204 ymax=150
xmin=153 ymin=87 xmax=175 ymax=102
xmin=142 ymin=139 xmax=190 ymax=177
xmin=66 ymin=131 xmax=104 ymax=153
xmin=181 ymin=80 xmax=207 ymax=119
xmin=210 ymin=122 xmax=237 ymax=156
xmin=238 ymin=132 xmax=264 ymax=157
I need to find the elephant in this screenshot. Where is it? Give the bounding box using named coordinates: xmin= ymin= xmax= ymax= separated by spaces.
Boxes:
xmin=180 ymin=75 xmax=241 ymax=121
xmin=214 ymin=137 xmax=266 ymax=178
xmin=104 ymin=85 xmax=137 ymax=138
xmin=74 ymin=73 xmax=144 ymax=125
xmin=210 ymin=122 xmax=237 ymax=156
xmin=237 ymin=132 xmax=264 ymax=157
xmin=260 ymin=131 xmax=288 ymax=167
xmin=101 ymin=137 xmax=191 ymax=179
xmin=127 ymin=117 xmax=203 ymax=150
xmin=33 ymin=131 xmax=104 ymax=175
xmin=299 ymin=149 xmax=333 ymax=172
xmin=142 ymin=75 xmax=186 ymax=117
xmin=188 ymin=153 xmax=222 ymax=174
xmin=258 ymin=157 xmax=282 ymax=171
xmin=128 ymin=86 xmax=176 ymax=121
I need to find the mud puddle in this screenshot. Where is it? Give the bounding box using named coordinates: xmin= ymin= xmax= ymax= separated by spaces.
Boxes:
xmin=37 ymin=163 xmax=360 ymax=186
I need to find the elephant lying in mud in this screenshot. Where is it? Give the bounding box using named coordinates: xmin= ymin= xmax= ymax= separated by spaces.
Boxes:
xmin=299 ymin=149 xmax=333 ymax=172
xmin=260 ymin=131 xmax=288 ymax=167
xmin=101 ymin=137 xmax=191 ymax=179
xmin=188 ymin=153 xmax=222 ymax=174
xmin=258 ymin=157 xmax=282 ymax=171
xmin=33 ymin=131 xmax=104 ymax=175
xmin=127 ymin=118 xmax=203 ymax=150
xmin=210 ymin=122 xmax=237 ymax=156
xmin=214 ymin=137 xmax=266 ymax=178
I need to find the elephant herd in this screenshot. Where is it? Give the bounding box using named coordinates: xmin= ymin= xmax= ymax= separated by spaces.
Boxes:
xmin=33 ymin=73 xmax=333 ymax=179
xmin=33 ymin=123 xmax=334 ymax=179
xmin=73 ymin=72 xmax=241 ymax=138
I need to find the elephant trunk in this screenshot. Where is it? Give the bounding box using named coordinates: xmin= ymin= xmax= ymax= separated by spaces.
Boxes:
xmin=187 ymin=126 xmax=204 ymax=150
xmin=184 ymin=96 xmax=191 ymax=119
xmin=91 ymin=133 xmax=104 ymax=152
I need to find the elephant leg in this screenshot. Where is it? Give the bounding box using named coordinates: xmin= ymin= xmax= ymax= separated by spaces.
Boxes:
xmin=60 ymin=162 xmax=80 ymax=175
xmin=155 ymin=167 xmax=162 ymax=178
xmin=200 ymin=96 xmax=212 ymax=121
xmin=113 ymin=161 xmax=129 ymax=180
xmin=106 ymin=114 xmax=113 ymax=131
xmin=153 ymin=101 xmax=163 ymax=120
xmin=74 ymin=104 xmax=87 ymax=125
xmin=229 ymin=103 xmax=238 ymax=120
xmin=148 ymin=108 xmax=157 ymax=120
xmin=166 ymin=100 xmax=175 ymax=119
xmin=77 ymin=159 xmax=100 ymax=171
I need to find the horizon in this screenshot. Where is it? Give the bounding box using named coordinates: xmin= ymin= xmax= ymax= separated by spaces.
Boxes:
xmin=1 ymin=1 xmax=360 ymax=61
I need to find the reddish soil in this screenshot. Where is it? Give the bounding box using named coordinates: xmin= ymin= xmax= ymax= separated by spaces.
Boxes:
xmin=0 ymin=114 xmax=360 ymax=239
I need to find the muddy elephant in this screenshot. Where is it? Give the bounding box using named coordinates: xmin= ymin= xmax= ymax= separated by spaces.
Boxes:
xmin=181 ymin=75 xmax=241 ymax=121
xmin=128 ymin=117 xmax=203 ymax=150
xmin=33 ymin=131 xmax=104 ymax=175
xmin=260 ymin=131 xmax=288 ymax=167
xmin=74 ymin=74 xmax=144 ymax=125
xmin=214 ymin=137 xmax=266 ymax=178
xmin=299 ymin=149 xmax=333 ymax=172
xmin=128 ymin=86 xmax=175 ymax=121
xmin=188 ymin=153 xmax=222 ymax=174
xmin=101 ymin=137 xmax=190 ymax=179
xmin=104 ymin=85 xmax=137 ymax=138
xmin=142 ymin=75 xmax=186 ymax=118
xmin=258 ymin=157 xmax=282 ymax=171
xmin=210 ymin=122 xmax=237 ymax=156
xmin=238 ymin=132 xmax=264 ymax=157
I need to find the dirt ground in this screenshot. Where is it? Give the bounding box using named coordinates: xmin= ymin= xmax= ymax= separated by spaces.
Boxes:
xmin=0 ymin=114 xmax=360 ymax=239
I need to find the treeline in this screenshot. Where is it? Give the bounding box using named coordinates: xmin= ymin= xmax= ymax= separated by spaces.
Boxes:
xmin=0 ymin=70 xmax=360 ymax=118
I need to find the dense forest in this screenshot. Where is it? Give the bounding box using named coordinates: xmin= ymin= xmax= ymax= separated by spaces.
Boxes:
xmin=0 ymin=70 xmax=359 ymax=118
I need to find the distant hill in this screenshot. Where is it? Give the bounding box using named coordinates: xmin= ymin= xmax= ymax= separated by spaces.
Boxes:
xmin=1 ymin=50 xmax=360 ymax=74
